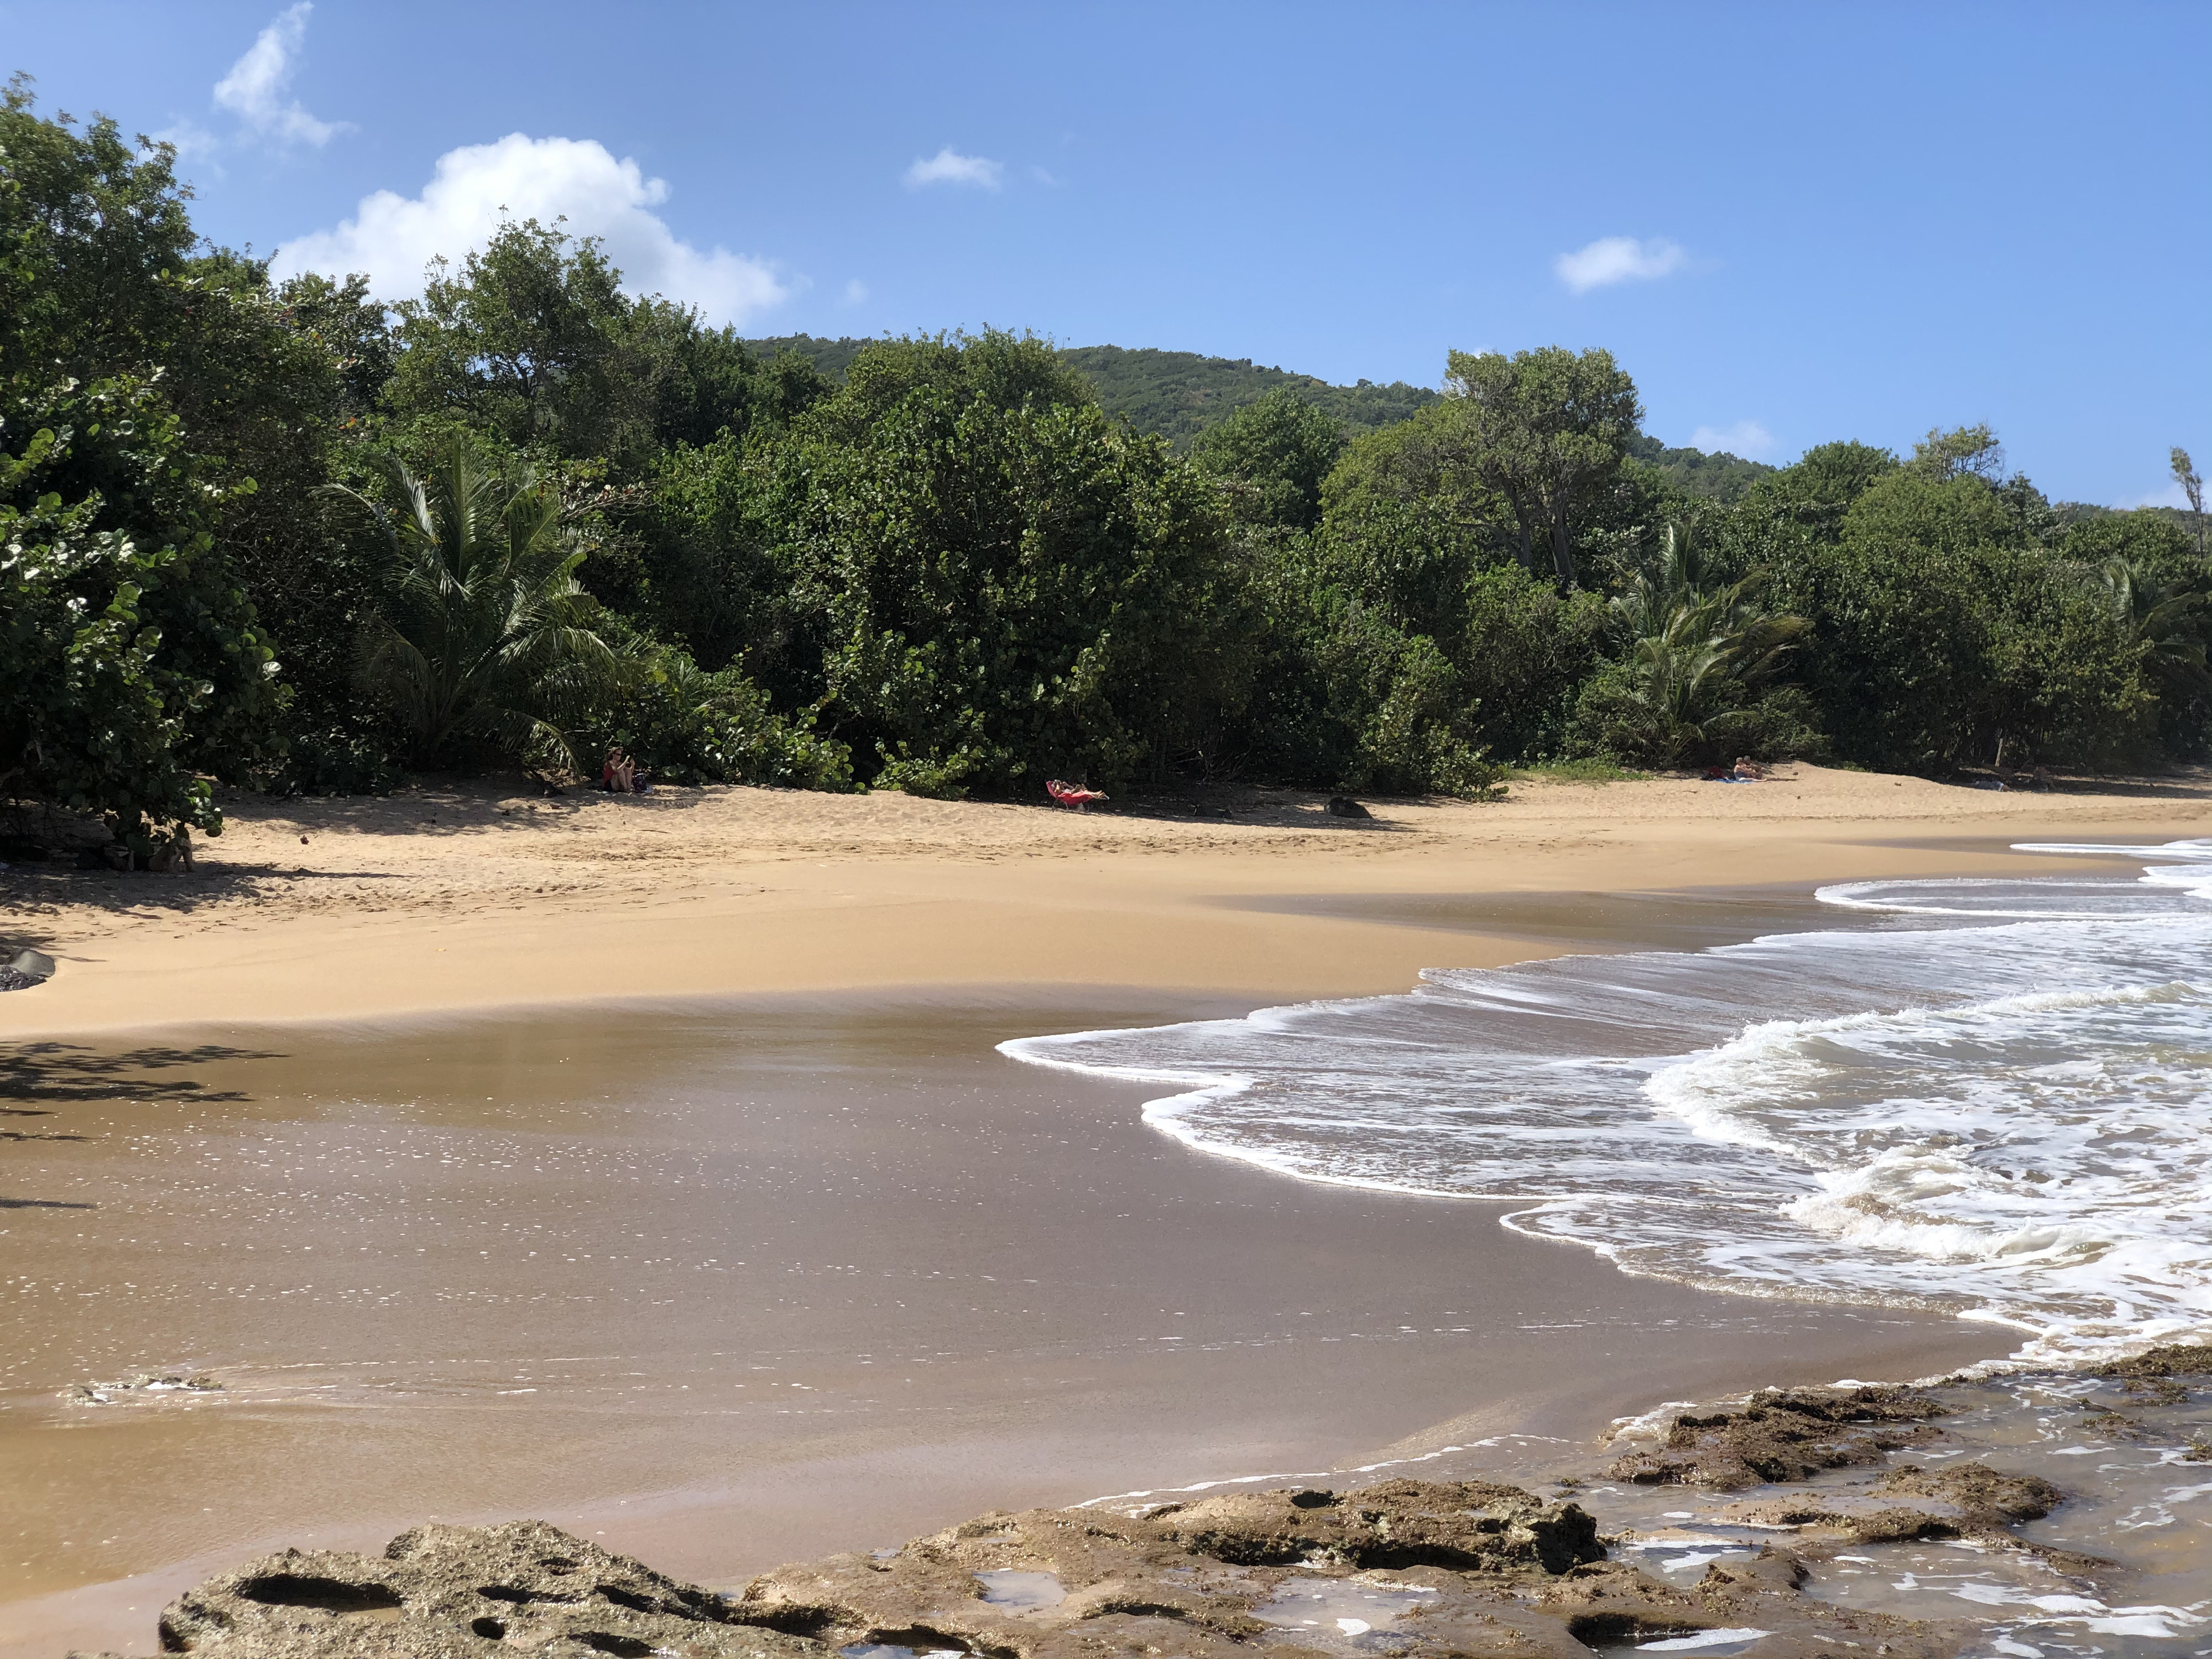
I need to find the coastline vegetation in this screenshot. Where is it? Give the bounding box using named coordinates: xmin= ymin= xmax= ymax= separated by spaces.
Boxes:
xmin=4 ymin=86 xmax=2208 ymax=857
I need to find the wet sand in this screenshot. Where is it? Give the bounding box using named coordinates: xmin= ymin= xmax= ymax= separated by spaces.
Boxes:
xmin=8 ymin=792 xmax=2195 ymax=1656
xmin=1 ymin=888 xmax=2017 ymax=1656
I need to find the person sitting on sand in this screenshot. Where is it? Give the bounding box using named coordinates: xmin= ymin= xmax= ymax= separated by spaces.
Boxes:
xmin=601 ymin=746 xmax=635 ymax=793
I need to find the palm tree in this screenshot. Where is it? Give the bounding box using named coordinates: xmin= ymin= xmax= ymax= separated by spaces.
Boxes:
xmin=1597 ymin=523 xmax=1811 ymax=766
xmin=327 ymin=442 xmax=615 ymax=769
xmin=2099 ymin=556 xmax=2208 ymax=690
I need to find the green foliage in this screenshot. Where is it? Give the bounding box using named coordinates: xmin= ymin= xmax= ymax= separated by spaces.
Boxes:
xmin=1624 ymin=434 xmax=1776 ymax=502
xmin=386 ymin=219 xmax=817 ymax=474
xmin=581 ymin=618 xmax=852 ymax=790
xmin=784 ymin=333 xmax=1248 ymax=795
xmin=0 ymin=378 xmax=280 ymax=849
xmin=1190 ymin=388 xmax=1346 ymax=533
xmin=326 ymin=443 xmax=617 ymax=769
xmin=748 ymin=337 xmax=1443 ymax=450
xmin=1569 ymin=524 xmax=1821 ymax=768
xmin=0 ymin=85 xmax=285 ymax=842
xmin=9 ymin=67 xmax=2201 ymax=817
xmin=1057 ymin=346 xmax=1438 ymax=448
xmin=1514 ymin=757 xmax=1648 ymax=782
xmin=1761 ymin=469 xmax=2155 ymax=770
xmin=1428 ymin=347 xmax=1643 ymax=585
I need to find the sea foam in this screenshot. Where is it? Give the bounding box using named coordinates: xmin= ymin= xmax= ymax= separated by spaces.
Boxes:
xmin=1001 ymin=841 xmax=2212 ymax=1366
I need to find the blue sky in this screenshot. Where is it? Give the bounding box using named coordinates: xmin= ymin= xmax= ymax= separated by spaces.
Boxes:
xmin=6 ymin=1 xmax=2206 ymax=505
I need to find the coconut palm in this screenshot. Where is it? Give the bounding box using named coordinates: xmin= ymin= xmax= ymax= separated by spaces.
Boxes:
xmin=2098 ymin=556 xmax=2208 ymax=691
xmin=327 ymin=442 xmax=615 ymax=768
xmin=1582 ymin=522 xmax=1812 ymax=766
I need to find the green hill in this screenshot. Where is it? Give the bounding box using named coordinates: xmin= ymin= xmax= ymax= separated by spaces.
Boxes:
xmin=1057 ymin=346 xmax=1439 ymax=446
xmin=746 ymin=335 xmax=1779 ymax=498
xmin=1625 ymin=434 xmax=1778 ymax=502
xmin=746 ymin=336 xmax=1436 ymax=447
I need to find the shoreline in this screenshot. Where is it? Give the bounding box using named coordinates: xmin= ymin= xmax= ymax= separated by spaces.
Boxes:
xmin=4 ymin=770 xmax=2208 ymax=1655
xmin=4 ymin=764 xmax=2208 ymax=1040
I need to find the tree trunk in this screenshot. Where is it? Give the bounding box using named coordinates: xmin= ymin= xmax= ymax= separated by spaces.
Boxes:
xmin=1549 ymin=513 xmax=1577 ymax=587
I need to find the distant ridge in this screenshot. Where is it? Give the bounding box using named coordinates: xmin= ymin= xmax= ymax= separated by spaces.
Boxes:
xmin=746 ymin=334 xmax=1779 ymax=499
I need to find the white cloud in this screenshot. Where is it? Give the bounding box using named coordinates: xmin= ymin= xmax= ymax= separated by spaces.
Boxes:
xmin=1688 ymin=420 xmax=1776 ymax=459
xmin=842 ymin=278 xmax=870 ymax=305
xmin=150 ymin=120 xmax=223 ymax=164
xmin=270 ymin=133 xmax=790 ymax=326
xmin=2118 ymin=482 xmax=2192 ymax=510
xmin=213 ymin=3 xmax=343 ymax=147
xmin=1554 ymin=235 xmax=1687 ymax=294
xmin=904 ymin=147 xmax=1004 ymax=190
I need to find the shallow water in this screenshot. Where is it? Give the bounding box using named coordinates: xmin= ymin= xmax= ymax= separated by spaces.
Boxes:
xmin=1006 ymin=842 xmax=2212 ymax=1367
xmin=3 ymin=975 xmax=2002 ymax=1657
xmin=1011 ymin=841 xmax=2212 ymax=1655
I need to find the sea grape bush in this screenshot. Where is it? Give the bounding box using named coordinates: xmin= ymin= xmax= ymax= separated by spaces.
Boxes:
xmin=2 ymin=84 xmax=2204 ymax=844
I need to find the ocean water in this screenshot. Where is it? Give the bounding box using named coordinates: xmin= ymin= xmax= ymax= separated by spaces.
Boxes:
xmin=1003 ymin=841 xmax=2212 ymax=1369
xmin=1011 ymin=844 xmax=2212 ymax=1653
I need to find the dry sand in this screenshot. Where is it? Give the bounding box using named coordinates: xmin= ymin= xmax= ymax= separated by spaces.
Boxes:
xmin=4 ymin=763 xmax=2208 ymax=1037
xmin=3 ymin=766 xmax=2208 ymax=1656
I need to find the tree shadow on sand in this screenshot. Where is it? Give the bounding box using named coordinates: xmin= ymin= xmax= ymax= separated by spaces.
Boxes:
xmin=2 ymin=1041 xmax=286 ymax=1212
xmin=0 ymin=1040 xmax=283 ymax=1107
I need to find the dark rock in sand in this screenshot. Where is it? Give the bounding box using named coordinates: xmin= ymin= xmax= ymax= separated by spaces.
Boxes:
xmin=1604 ymin=1384 xmax=1948 ymax=1489
xmin=1324 ymin=795 xmax=1371 ymax=818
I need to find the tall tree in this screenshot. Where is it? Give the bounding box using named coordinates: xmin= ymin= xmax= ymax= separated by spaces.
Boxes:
xmin=0 ymin=82 xmax=284 ymax=843
xmin=1189 ymin=387 xmax=1346 ymax=533
xmin=2173 ymin=446 xmax=2206 ymax=558
xmin=1434 ymin=347 xmax=1642 ymax=585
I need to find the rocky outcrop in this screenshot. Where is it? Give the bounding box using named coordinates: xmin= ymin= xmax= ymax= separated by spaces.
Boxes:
xmin=124 ymin=1520 xmax=827 ymax=1659
xmin=1603 ymin=1384 xmax=1949 ymax=1489
xmin=78 ymin=1479 xmax=1963 ymax=1659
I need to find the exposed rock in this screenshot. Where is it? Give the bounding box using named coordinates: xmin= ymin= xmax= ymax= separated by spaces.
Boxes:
xmin=1324 ymin=796 xmax=1371 ymax=819
xmin=1135 ymin=1480 xmax=1604 ymax=1572
xmin=139 ymin=1520 xmax=826 ymax=1658
xmin=96 ymin=1479 xmax=1971 ymax=1659
xmin=1605 ymin=1385 xmax=1948 ymax=1489
xmin=1870 ymin=1460 xmax=2062 ymax=1524
xmin=2090 ymin=1340 xmax=2212 ymax=1380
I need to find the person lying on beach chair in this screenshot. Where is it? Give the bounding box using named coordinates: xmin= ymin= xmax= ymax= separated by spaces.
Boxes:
xmin=1046 ymin=779 xmax=1107 ymax=810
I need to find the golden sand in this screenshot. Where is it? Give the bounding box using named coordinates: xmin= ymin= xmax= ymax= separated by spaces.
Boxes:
xmin=6 ymin=763 xmax=2208 ymax=1037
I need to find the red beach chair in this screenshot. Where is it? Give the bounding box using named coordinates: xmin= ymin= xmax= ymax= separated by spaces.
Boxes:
xmin=1046 ymin=779 xmax=1108 ymax=810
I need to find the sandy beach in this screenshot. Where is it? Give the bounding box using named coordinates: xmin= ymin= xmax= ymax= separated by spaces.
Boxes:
xmin=5 ymin=764 xmax=2209 ymax=1037
xmin=4 ymin=765 xmax=2209 ymax=1656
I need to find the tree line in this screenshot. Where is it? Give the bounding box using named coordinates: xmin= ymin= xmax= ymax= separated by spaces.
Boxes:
xmin=4 ymin=86 xmax=2207 ymax=858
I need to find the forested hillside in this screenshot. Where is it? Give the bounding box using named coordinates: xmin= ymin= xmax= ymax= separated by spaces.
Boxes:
xmin=6 ymin=87 xmax=2208 ymax=864
xmin=752 ymin=336 xmax=1438 ymax=446
xmin=758 ymin=335 xmax=1776 ymax=498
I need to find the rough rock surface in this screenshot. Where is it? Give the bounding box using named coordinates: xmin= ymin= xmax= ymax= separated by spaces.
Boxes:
xmin=2091 ymin=1340 xmax=2212 ymax=1380
xmin=1603 ymin=1384 xmax=1949 ymax=1489
xmin=1869 ymin=1460 xmax=2062 ymax=1525
xmin=110 ymin=1520 xmax=828 ymax=1658
xmin=80 ymin=1480 xmax=1966 ymax=1659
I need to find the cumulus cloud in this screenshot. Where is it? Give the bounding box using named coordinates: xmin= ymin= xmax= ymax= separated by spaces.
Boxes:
xmin=213 ymin=4 xmax=343 ymax=146
xmin=1688 ymin=420 xmax=1776 ymax=459
xmin=270 ymin=133 xmax=790 ymax=326
xmin=843 ymin=278 xmax=870 ymax=304
xmin=1554 ymin=235 xmax=1687 ymax=294
xmin=904 ymin=147 xmax=1004 ymax=190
